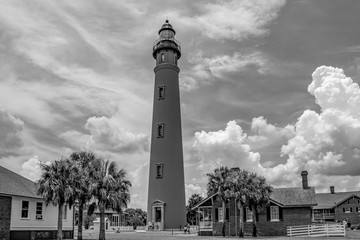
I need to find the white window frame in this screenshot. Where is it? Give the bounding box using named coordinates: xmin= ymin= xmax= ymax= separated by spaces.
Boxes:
xmin=246 ymin=207 xmax=253 ymax=222
xmin=21 ymin=201 xmax=29 ymax=219
xmin=36 ymin=202 xmax=43 ymax=220
xmin=270 ymin=206 xmax=280 ymax=221
xmin=218 ymin=207 xmax=224 ymax=222
xmin=344 ymin=207 xmax=351 ymax=213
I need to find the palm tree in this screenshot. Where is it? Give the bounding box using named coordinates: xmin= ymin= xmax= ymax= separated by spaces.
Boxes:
xmin=226 ymin=169 xmax=250 ymax=238
xmin=69 ymin=151 xmax=98 ymax=240
xmin=36 ymin=158 xmax=79 ymax=240
xmin=206 ymin=166 xmax=231 ymax=237
xmin=88 ymin=159 xmax=131 ymax=240
xmin=186 ymin=193 xmax=204 ymax=225
xmin=246 ymin=172 xmax=272 ymax=237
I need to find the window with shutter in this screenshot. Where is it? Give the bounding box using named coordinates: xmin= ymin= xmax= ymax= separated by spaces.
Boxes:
xmin=245 ymin=207 xmax=253 ymax=222
xmin=218 ymin=208 xmax=224 ymax=222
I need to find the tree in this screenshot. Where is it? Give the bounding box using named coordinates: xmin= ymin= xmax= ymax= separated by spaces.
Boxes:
xmin=245 ymin=172 xmax=272 ymax=237
xmin=88 ymin=159 xmax=131 ymax=240
xmin=226 ymin=169 xmax=250 ymax=238
xmin=186 ymin=194 xmax=203 ymax=225
xmin=36 ymin=159 xmax=78 ymax=240
xmin=125 ymin=208 xmax=147 ymax=228
xmin=206 ymin=166 xmax=232 ymax=237
xmin=69 ymin=151 xmax=98 ymax=240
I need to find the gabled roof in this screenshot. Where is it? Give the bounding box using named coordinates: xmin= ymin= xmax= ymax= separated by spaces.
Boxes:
xmin=314 ymin=191 xmax=360 ymax=209
xmin=191 ymin=193 xmax=217 ymax=210
xmin=192 ymin=187 xmax=317 ymax=210
xmin=270 ymin=187 xmax=317 ymax=207
xmin=0 ymin=166 xmax=40 ymax=199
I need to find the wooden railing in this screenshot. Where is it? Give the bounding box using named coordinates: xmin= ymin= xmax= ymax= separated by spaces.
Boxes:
xmin=199 ymin=221 xmax=213 ymax=229
xmin=287 ymin=223 xmax=345 ymax=237
xmin=313 ymin=213 xmax=335 ymax=220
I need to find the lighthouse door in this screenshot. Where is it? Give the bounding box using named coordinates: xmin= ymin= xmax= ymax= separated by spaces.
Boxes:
xmin=152 ymin=200 xmax=165 ymax=230
xmin=155 ymin=207 xmax=161 ymax=222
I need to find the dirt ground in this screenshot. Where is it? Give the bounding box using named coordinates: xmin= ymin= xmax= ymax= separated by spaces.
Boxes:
xmin=71 ymin=228 xmax=360 ymax=240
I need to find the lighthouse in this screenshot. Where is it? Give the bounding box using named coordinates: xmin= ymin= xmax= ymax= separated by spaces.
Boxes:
xmin=147 ymin=20 xmax=185 ymax=230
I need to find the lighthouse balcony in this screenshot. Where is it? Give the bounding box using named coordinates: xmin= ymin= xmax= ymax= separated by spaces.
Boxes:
xmin=153 ymin=38 xmax=181 ymax=57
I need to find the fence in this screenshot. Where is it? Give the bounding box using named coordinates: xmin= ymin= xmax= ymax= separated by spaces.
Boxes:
xmin=287 ymin=223 xmax=346 ymax=237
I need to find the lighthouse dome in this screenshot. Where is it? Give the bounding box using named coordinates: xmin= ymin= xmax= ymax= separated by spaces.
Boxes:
xmin=158 ymin=20 xmax=176 ymax=35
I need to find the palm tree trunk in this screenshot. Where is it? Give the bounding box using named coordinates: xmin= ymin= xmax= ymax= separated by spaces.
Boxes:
xmin=237 ymin=201 xmax=244 ymax=238
xmin=57 ymin=203 xmax=63 ymax=240
xmin=222 ymin=200 xmax=226 ymax=237
xmin=78 ymin=202 xmax=83 ymax=240
xmin=99 ymin=204 xmax=106 ymax=240
xmin=252 ymin=204 xmax=257 ymax=237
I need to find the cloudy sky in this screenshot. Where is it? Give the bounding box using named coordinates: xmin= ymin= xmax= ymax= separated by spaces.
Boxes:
xmin=1 ymin=0 xmax=360 ymax=209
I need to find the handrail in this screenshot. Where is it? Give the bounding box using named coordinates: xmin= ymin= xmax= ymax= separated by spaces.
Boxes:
xmin=153 ymin=37 xmax=181 ymax=48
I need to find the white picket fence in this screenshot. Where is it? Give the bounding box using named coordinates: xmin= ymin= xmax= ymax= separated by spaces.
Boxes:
xmin=287 ymin=223 xmax=346 ymax=237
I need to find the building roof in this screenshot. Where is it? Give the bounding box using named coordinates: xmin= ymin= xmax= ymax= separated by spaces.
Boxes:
xmin=270 ymin=187 xmax=317 ymax=207
xmin=314 ymin=191 xmax=360 ymax=209
xmin=192 ymin=187 xmax=317 ymax=210
xmin=0 ymin=166 xmax=40 ymax=199
xmin=191 ymin=193 xmax=217 ymax=210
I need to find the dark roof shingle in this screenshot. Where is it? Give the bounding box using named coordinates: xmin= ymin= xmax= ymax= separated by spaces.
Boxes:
xmin=0 ymin=166 xmax=40 ymax=199
xmin=314 ymin=191 xmax=360 ymax=209
xmin=270 ymin=187 xmax=317 ymax=207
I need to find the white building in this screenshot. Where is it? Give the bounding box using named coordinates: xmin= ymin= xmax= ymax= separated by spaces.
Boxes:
xmin=0 ymin=166 xmax=74 ymax=240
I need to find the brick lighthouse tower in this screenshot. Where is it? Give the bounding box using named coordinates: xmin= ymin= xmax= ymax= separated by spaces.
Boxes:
xmin=147 ymin=20 xmax=185 ymax=230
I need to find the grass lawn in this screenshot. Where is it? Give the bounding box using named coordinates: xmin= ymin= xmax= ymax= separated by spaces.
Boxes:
xmin=71 ymin=228 xmax=360 ymax=240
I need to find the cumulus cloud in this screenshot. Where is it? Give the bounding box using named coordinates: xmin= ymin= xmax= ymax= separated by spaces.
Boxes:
xmin=191 ymin=66 xmax=360 ymax=190
xmin=194 ymin=0 xmax=286 ymax=41
xmin=0 ymin=109 xmax=24 ymax=157
xmin=192 ymin=120 xmax=264 ymax=174
xmin=85 ymin=116 xmax=149 ymax=154
xmin=280 ymin=66 xmax=360 ymax=176
xmin=247 ymin=116 xmax=295 ymax=150
xmin=20 ymin=155 xmax=50 ymax=182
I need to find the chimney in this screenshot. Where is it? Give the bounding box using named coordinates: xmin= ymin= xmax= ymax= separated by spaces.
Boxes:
xmin=301 ymin=171 xmax=308 ymax=189
xmin=330 ymin=186 xmax=335 ymax=194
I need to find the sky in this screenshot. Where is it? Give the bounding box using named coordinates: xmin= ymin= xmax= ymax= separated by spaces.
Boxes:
xmin=1 ymin=0 xmax=360 ymax=210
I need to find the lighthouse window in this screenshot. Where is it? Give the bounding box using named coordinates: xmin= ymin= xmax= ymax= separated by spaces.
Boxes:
xmin=158 ymin=86 xmax=165 ymax=100
xmin=160 ymin=53 xmax=165 ymax=63
xmin=157 ymin=123 xmax=165 ymax=138
xmin=156 ymin=163 xmax=163 ymax=178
